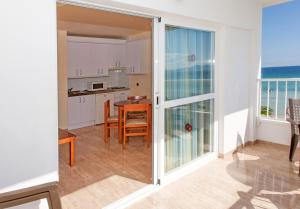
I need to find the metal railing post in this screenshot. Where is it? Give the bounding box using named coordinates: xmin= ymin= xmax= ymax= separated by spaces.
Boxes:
xmin=259 ymin=78 xmax=300 ymax=121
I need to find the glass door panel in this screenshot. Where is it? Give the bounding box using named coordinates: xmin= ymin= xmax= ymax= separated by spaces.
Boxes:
xmin=165 ymin=26 xmax=214 ymax=101
xmin=164 ymin=25 xmax=215 ymax=173
xmin=165 ymin=100 xmax=214 ymax=172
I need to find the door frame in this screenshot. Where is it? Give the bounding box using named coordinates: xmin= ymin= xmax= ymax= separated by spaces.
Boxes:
xmin=56 ymin=0 xmax=220 ymax=207
xmin=156 ymin=17 xmax=220 ymax=185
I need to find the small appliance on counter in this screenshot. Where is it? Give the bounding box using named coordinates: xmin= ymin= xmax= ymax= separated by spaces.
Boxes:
xmin=87 ymin=81 xmax=107 ymax=91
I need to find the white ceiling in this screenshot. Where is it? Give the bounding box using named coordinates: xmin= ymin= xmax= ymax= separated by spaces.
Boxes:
xmin=57 ymin=3 xmax=152 ymax=38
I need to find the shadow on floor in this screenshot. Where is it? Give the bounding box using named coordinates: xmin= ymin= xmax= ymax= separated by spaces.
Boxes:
xmin=226 ymin=142 xmax=300 ymax=209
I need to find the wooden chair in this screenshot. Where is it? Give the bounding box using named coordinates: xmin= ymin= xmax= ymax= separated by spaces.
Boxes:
xmin=123 ymin=104 xmax=151 ymax=149
xmin=128 ymin=95 xmax=147 ymax=101
xmin=0 ymin=182 xmax=61 ymax=209
xmin=127 ymin=96 xmax=147 ymax=119
xmin=286 ymin=98 xmax=300 ymax=176
xmin=104 ymin=100 xmax=119 ymax=143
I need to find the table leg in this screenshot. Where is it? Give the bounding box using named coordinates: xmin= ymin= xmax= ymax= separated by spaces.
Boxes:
xmin=70 ymin=138 xmax=75 ymax=166
xmin=118 ymin=107 xmax=122 ymax=144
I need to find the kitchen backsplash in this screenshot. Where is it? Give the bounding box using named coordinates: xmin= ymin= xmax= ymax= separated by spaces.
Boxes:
xmin=68 ymin=71 xmax=129 ymax=91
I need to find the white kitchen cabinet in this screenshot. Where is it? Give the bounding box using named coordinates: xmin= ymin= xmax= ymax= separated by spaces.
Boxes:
xmin=107 ymin=44 xmax=126 ymax=69
xmin=81 ymin=94 xmax=96 ymax=123
xmin=68 ymin=96 xmax=81 ymax=126
xmin=95 ymin=93 xmax=114 ymax=124
xmin=68 ymin=37 xmax=129 ymax=78
xmin=90 ymin=43 xmax=109 ymax=77
xmin=125 ymin=39 xmax=147 ymax=75
xmin=112 ymin=44 xmax=126 ymax=67
xmin=68 ymin=94 xmax=96 ymax=129
xmin=68 ymin=42 xmax=94 ymax=78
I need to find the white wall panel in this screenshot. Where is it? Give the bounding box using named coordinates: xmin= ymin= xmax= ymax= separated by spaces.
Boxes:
xmin=0 ymin=0 xmax=58 ymax=192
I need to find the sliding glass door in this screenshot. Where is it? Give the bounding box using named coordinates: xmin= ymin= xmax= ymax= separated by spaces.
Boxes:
xmin=163 ymin=25 xmax=215 ymax=173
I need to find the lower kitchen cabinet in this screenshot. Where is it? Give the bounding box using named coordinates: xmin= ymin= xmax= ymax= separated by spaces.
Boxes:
xmin=68 ymin=94 xmax=96 ymax=130
xmin=68 ymin=91 xmax=129 ymax=128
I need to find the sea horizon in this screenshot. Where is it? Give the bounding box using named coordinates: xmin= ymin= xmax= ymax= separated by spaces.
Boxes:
xmin=261 ymin=65 xmax=300 ymax=78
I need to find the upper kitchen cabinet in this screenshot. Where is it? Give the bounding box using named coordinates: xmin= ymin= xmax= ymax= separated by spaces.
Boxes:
xmin=126 ymin=39 xmax=147 ymax=75
xmin=111 ymin=44 xmax=126 ymax=68
xmin=67 ymin=36 xmax=127 ymax=78
xmin=90 ymin=43 xmax=109 ymax=77
xmin=68 ymin=41 xmax=94 ymax=78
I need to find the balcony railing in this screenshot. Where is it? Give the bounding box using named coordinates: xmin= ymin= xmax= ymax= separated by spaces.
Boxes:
xmin=259 ymin=78 xmax=300 ymax=120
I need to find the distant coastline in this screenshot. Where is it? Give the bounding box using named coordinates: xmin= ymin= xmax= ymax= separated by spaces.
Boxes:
xmin=261 ymin=65 xmax=300 ymax=78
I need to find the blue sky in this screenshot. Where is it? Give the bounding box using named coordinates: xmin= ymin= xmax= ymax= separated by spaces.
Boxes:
xmin=262 ymin=0 xmax=300 ymax=67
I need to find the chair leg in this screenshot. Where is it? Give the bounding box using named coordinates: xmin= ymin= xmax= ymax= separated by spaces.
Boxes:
xmin=145 ymin=135 xmax=149 ymax=148
xmin=123 ymin=135 xmax=126 ymax=149
xmin=289 ymin=134 xmax=299 ymax=161
xmin=144 ymin=127 xmax=150 ymax=148
xmin=123 ymin=126 xmax=126 ymax=149
xmin=104 ymin=124 xmax=108 ymax=143
xmin=107 ymin=125 xmax=110 ymax=138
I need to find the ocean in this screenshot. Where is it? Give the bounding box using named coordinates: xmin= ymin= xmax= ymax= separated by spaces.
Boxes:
xmin=261 ymin=66 xmax=300 ymax=119
xmin=262 ymin=66 xmax=300 ymax=78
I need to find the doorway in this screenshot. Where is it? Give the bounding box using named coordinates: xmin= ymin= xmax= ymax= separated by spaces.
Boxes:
xmin=56 ymin=3 xmax=156 ymax=208
xmin=56 ymin=1 xmax=217 ymax=208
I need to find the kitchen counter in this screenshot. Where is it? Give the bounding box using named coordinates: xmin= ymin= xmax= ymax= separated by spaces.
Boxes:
xmin=68 ymin=88 xmax=130 ymax=97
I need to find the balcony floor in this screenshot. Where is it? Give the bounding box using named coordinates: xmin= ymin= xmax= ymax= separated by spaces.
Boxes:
xmin=127 ymin=141 xmax=300 ymax=209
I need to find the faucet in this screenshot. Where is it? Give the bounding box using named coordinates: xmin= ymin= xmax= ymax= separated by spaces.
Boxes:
xmin=68 ymin=88 xmax=73 ymax=94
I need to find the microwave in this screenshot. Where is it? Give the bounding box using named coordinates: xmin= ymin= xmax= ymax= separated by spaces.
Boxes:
xmin=87 ymin=81 xmax=107 ymax=91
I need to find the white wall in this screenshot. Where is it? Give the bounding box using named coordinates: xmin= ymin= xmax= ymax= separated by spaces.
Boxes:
xmin=219 ymin=26 xmax=254 ymax=154
xmin=257 ymin=120 xmax=291 ymax=145
xmin=84 ymin=0 xmax=261 ymax=30
xmin=0 ymin=0 xmax=267 ymax=195
xmin=0 ymin=0 xmax=58 ymax=193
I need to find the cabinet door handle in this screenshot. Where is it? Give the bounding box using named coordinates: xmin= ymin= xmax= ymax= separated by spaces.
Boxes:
xmin=79 ymin=97 xmax=81 ymax=103
xmin=83 ymin=97 xmax=85 ymax=103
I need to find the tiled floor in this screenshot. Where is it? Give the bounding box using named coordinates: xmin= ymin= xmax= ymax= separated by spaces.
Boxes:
xmin=58 ymin=125 xmax=152 ymax=209
xmin=127 ymin=141 xmax=300 ymax=209
xmin=58 ymin=126 xmax=300 ymax=209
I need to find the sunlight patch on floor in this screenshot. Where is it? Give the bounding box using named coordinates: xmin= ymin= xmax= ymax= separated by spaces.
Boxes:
xmin=60 ymin=175 xmax=146 ymax=209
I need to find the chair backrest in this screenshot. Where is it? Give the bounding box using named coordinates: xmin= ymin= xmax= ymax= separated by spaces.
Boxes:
xmin=104 ymin=100 xmax=110 ymax=122
xmin=288 ymin=98 xmax=300 ymax=135
xmin=288 ymin=98 xmax=300 ymax=122
xmin=123 ymin=104 xmax=149 ymax=121
xmin=127 ymin=95 xmax=147 ymax=101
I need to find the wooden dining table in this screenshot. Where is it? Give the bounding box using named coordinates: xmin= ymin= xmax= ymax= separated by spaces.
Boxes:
xmin=114 ymin=99 xmax=152 ymax=143
xmin=58 ymin=129 xmax=77 ymax=166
